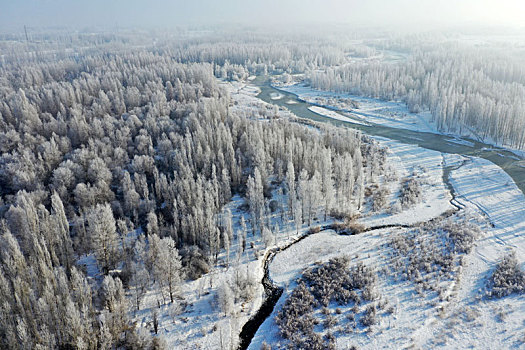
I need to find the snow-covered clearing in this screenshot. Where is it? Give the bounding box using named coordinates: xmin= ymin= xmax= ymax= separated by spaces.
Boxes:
xmin=361 ymin=138 xmax=454 ymax=227
xmin=422 ymin=154 xmax=525 ymax=349
xmin=250 ymin=228 xmax=395 ymax=349
xmin=251 ymin=224 xmax=473 ymax=350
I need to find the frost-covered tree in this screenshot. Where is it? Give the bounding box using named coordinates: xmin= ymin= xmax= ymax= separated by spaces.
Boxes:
xmin=154 ymin=236 xmax=183 ymax=303
xmin=262 ymin=227 xmax=275 ymax=248
xmin=246 ymin=168 xmax=265 ymax=235
xmin=286 ymin=160 xmax=296 ymax=219
xmin=86 ymin=203 xmax=119 ymax=274
xmin=217 ymin=282 xmax=234 ymax=316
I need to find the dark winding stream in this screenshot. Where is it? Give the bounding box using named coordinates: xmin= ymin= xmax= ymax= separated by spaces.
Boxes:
xmin=237 ymin=76 xmax=525 ymax=349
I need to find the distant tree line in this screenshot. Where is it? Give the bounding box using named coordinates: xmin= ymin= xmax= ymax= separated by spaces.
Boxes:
xmin=308 ymin=43 xmax=525 ymax=149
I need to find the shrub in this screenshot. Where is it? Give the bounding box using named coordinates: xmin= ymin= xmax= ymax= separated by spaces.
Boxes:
xmin=330 ymin=210 xmax=347 ymax=220
xmin=443 ymin=219 xmax=480 ymax=254
xmin=331 ymin=219 xmax=366 ymax=235
xmin=269 ymin=200 xmax=280 ymax=213
xmin=232 ymin=266 xmax=257 ymax=303
xmin=345 ymin=221 xmax=366 ymax=235
xmin=325 ymin=332 xmax=336 ymax=347
xmin=389 ymin=213 xmax=480 ymax=294
xmin=180 ymin=245 xmax=210 ymax=280
xmin=372 ymin=187 xmax=390 ymax=211
xmin=307 ymin=226 xmax=321 ymax=235
xmin=277 ymin=258 xmax=380 ymax=348
xmin=487 ymin=251 xmax=525 ymax=298
xmin=275 ymin=282 xmax=317 ymax=340
xmin=361 ymin=304 xmax=377 ymax=327
xmin=400 ymin=177 xmax=421 ymax=208
xmin=365 ymin=184 xmax=379 ymax=197
xmin=324 ymin=314 xmax=337 ymax=328
xmin=331 ymin=222 xmax=347 ymax=232
xmin=261 ymin=341 xmax=272 ymax=350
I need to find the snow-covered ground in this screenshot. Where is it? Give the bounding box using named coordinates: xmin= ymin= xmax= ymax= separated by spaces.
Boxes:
xmin=360 ymin=138 xmax=454 ymax=227
xmin=248 ymin=136 xmax=457 ymax=349
xmin=424 ymin=154 xmax=525 ymax=349
xmin=250 ymin=228 xmax=394 ymax=349
xmin=269 ymin=92 xmax=284 ymax=100
xmin=250 ymin=152 xmax=525 ymax=349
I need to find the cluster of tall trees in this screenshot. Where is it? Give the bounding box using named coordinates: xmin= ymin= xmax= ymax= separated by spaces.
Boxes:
xmin=0 ymin=30 xmax=386 ymax=348
xmin=0 ymin=191 xmax=164 ymax=349
xmin=309 ymin=43 xmax=525 ymax=149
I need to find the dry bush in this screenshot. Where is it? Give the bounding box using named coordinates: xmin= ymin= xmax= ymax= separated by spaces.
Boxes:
xmin=307 ymin=226 xmax=321 ymax=235
xmin=389 ymin=215 xmax=480 ymax=294
xmin=276 ymin=258 xmax=380 ymax=348
xmin=487 ymin=251 xmax=525 ymax=298
xmin=361 ymin=304 xmax=377 ymax=327
xmin=400 ymin=177 xmax=421 ymax=208
xmin=331 ymin=218 xmax=366 ymax=235
xmin=372 ymin=187 xmax=390 ymax=212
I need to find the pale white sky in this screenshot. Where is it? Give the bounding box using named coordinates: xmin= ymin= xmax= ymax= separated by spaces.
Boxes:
xmin=0 ymin=0 xmax=524 ymax=31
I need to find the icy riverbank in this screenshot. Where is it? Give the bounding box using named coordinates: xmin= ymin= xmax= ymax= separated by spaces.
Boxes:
xmin=278 ymin=83 xmax=525 ymax=158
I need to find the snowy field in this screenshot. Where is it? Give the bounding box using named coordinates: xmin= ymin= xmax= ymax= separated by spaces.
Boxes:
xmin=428 ymin=154 xmax=525 ymax=348
xmin=250 ymin=228 xmax=394 ymax=349
xmin=248 ymin=137 xmax=457 ymax=349
xmin=360 ymin=138 xmax=454 ymax=227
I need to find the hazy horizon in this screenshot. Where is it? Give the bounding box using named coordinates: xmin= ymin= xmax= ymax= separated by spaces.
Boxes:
xmin=1 ymin=0 xmax=525 ymax=33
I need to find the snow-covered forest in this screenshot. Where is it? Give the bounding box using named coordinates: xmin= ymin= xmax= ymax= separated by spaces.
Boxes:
xmin=0 ymin=30 xmax=387 ymax=349
xmin=1 ymin=26 xmax=525 ymax=349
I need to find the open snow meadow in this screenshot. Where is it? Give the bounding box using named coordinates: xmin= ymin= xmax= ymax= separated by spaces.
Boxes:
xmin=2 ymin=15 xmax=525 ymax=350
